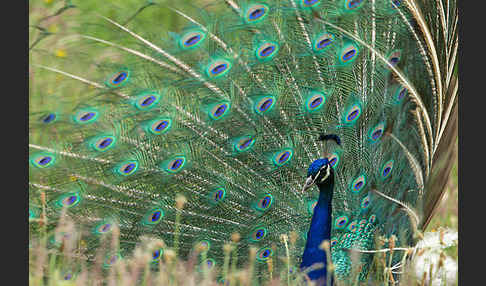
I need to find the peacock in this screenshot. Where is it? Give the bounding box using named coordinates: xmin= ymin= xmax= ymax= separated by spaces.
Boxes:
xmin=29 ymin=0 xmax=458 ymax=284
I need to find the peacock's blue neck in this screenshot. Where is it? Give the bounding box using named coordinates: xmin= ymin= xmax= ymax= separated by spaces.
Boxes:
xmin=300 ymin=176 xmax=334 ymax=285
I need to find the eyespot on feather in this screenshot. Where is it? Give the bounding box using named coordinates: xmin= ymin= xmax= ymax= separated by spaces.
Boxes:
xmin=179 ymin=30 xmax=206 ymax=50
xmin=343 ymin=103 xmax=361 ymax=124
xmin=30 ymin=153 xmax=56 ymax=168
xmin=73 ymin=109 xmax=99 ymax=125
xmin=305 ymin=91 xmax=326 ymax=112
xmin=134 ymin=92 xmax=160 ymax=110
xmin=256 ymin=247 xmax=273 ymax=261
xmin=163 ymin=156 xmax=186 ymax=174
xmin=206 ymin=59 xmax=232 ymax=79
xmin=105 ymin=70 xmax=130 ymax=88
xmin=255 ymin=42 xmax=279 ymax=61
xmin=244 ymin=4 xmax=269 ymax=24
xmin=313 ymin=33 xmax=334 ymax=53
xmin=272 ymin=149 xmax=293 ymax=167
xmin=142 ymin=208 xmax=164 ymax=225
xmin=350 ymin=175 xmax=366 ymax=193
xmin=234 ymin=136 xmax=256 ymax=153
xmin=381 ymin=160 xmax=394 ymax=179
xmin=116 ymin=161 xmax=138 ymax=176
xmin=368 ymin=122 xmax=385 ymax=143
xmin=209 ymin=102 xmax=231 ymax=120
xmin=334 ymin=215 xmax=349 ymax=229
xmin=255 ymin=194 xmax=273 ymax=211
xmin=145 ymin=118 xmax=172 ymax=135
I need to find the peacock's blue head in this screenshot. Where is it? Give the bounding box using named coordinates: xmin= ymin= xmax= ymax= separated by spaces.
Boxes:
xmin=302 ymin=158 xmax=333 ymax=192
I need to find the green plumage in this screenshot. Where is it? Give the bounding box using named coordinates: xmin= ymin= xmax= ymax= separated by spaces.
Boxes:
xmin=29 ymin=0 xmax=458 ymax=284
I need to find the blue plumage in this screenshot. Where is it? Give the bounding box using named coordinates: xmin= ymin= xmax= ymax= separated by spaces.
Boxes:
xmin=301 ymin=158 xmax=334 ymax=285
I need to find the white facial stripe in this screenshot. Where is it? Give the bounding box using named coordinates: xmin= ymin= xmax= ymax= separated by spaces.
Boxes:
xmin=320 ymin=166 xmax=330 ymax=183
xmin=302 ymin=176 xmax=315 ymax=192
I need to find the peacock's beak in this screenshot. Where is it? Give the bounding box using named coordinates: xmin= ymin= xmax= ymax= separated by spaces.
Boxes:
xmin=302 ymin=176 xmax=315 ymax=193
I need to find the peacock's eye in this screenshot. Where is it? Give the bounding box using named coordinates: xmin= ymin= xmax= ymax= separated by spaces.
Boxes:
xmin=245 ymin=4 xmax=269 ymax=23
xmin=106 ymin=70 xmax=130 ymax=88
xmin=42 ymin=113 xmax=56 ymax=124
xmin=250 ymin=227 xmax=268 ymax=242
xmin=235 ymin=136 xmax=255 ymax=152
xmin=256 ymin=247 xmax=273 ymax=261
xmin=254 ymin=96 xmax=276 ymax=115
xmin=34 ymin=155 xmax=53 ymax=167
xmin=260 ymin=45 xmax=275 ymax=57
xmin=351 ymin=175 xmax=366 ymax=193
xmin=328 ymin=153 xmax=340 ymax=168
xmin=208 ymin=187 xmax=226 ymax=205
xmin=313 ymin=33 xmax=334 ymax=53
xmin=92 ymin=136 xmax=116 ymax=152
xmin=135 ymin=92 xmax=160 ymax=110
xmin=104 ymin=253 xmax=121 ymax=268
xmin=381 ymin=160 xmax=394 ymax=179
xmin=146 ymin=118 xmax=172 ymax=135
xmin=339 ymin=42 xmax=360 ymax=64
xmin=256 ymin=194 xmax=273 ymax=211
xmin=347 ymin=220 xmax=358 ymax=232
xmin=391 ymin=0 xmax=401 ymax=8
xmin=98 ymin=138 xmax=113 ymax=149
xmin=152 ymin=211 xmax=161 ymax=222
xmin=330 ymin=239 xmax=338 ymax=247
xmin=344 ymin=104 xmax=361 ymax=124
xmin=117 ymin=161 xmax=138 ymax=176
xmin=209 ymin=102 xmax=231 ymax=120
xmin=206 ymin=59 xmax=231 ymax=79
xmin=164 ymin=156 xmax=186 ymax=173
xmin=94 ymin=221 xmax=113 ymax=235
xmin=196 ymin=240 xmax=211 ymax=252
xmin=203 ymin=258 xmax=215 ymax=269
xmin=342 ymin=48 xmax=356 ymax=61
xmin=301 ymin=0 xmax=321 ymax=8
xmin=345 ymin=0 xmax=365 ymax=10
xmin=152 ymin=249 xmax=163 ymax=261
xmin=74 ymin=108 xmax=99 ymax=124
xmin=58 ymin=193 xmax=81 ymax=208
xmin=372 ymin=129 xmax=383 ymax=140
xmin=398 ymin=88 xmax=407 ymax=100
xmin=369 ymin=123 xmax=385 ymax=143
xmin=387 ymin=51 xmax=401 ymax=68
xmin=143 ymin=208 xmax=164 ymax=226
xmin=214 ymin=190 xmax=223 ymax=200
xmin=256 ymin=42 xmax=279 ymax=61
xmin=334 ymin=215 xmax=348 ymax=229
xmin=383 ymin=167 xmax=391 ymax=176
xmin=305 ymin=91 xmax=326 ymax=112
xmin=272 ymin=149 xmax=293 ymax=167
xmin=112 ymin=72 xmax=127 ymax=84
xmin=361 ymin=195 xmax=371 ymax=209
xmin=180 ymin=31 xmax=206 ymax=49
xmin=368 ymin=214 xmax=377 ymax=224
xmin=347 ymin=109 xmax=359 ymax=121
xmin=279 ymin=152 xmax=290 ymax=163
xmin=213 ymin=104 xmax=228 ymax=118
xmin=31 ymin=153 xmax=57 ymax=169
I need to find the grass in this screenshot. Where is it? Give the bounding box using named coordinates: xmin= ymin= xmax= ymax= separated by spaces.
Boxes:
xmin=29 ymin=162 xmax=459 ymax=285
